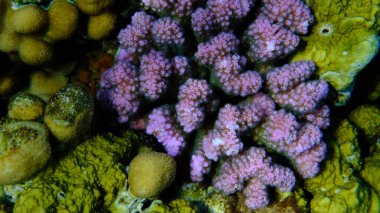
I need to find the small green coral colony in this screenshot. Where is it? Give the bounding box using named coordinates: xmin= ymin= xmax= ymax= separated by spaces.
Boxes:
xmin=128 ymin=151 xmax=176 ymax=198
xmin=0 ymin=0 xmax=380 ymax=212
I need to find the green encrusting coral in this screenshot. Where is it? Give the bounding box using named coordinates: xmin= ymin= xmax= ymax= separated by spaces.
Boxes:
xmin=348 ymin=105 xmax=380 ymax=142
xmin=305 ymin=119 xmax=380 ymax=213
xmin=348 ymin=105 xmax=380 ymax=197
xmin=293 ymin=0 xmax=380 ymax=105
xmin=1 ymin=131 xmax=136 ymax=212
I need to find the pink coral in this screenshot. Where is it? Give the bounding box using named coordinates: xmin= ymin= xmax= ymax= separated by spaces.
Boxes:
xmin=172 ymin=56 xmax=190 ymax=76
xmin=295 ymin=142 xmax=326 ymax=178
xmin=146 ymin=106 xmax=186 ymax=157
xmin=213 ymin=147 xmax=296 ymax=209
xmin=214 ymin=55 xmax=262 ymax=96
xmin=118 ymin=11 xmax=154 ymax=53
xmin=176 ymin=78 xmax=213 ymax=132
xmin=96 ymin=62 xmax=139 ymax=123
xmin=173 ymin=0 xmax=194 ymax=17
xmin=273 ymin=80 xmax=329 ymax=114
xmin=255 ymin=110 xmax=327 ymax=178
xmin=141 ymin=0 xmax=195 ymax=17
xmin=266 ymin=61 xmax=329 ymax=114
xmin=190 ymin=93 xmax=275 ymax=181
xmin=207 ymin=0 xmax=255 ymax=28
xmin=191 ymin=8 xmax=215 ymax=38
xmin=256 ymin=110 xmax=299 ymax=150
xmin=245 ymin=15 xmax=299 ymax=62
xmin=190 ymin=150 xmax=212 ymax=181
xmin=151 ymin=17 xmax=185 ymax=47
xmin=261 ymin=0 xmax=313 ymax=34
xmin=139 ymin=50 xmax=172 ymax=100
xmin=266 ymin=61 xmax=315 ymax=93
xmin=195 ymin=32 xmax=239 ymax=65
xmin=303 ymin=105 xmax=330 ymax=129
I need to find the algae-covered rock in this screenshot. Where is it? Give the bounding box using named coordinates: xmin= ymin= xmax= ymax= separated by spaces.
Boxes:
xmin=3 ymin=131 xmax=136 ymax=212
xmin=44 ymin=84 xmax=94 ymax=144
xmin=305 ymin=120 xmax=380 ymax=213
xmin=128 ymin=151 xmax=176 ymax=198
xmin=8 ymin=93 xmax=45 ymax=121
xmin=0 ymin=121 xmax=50 ymax=185
xmin=293 ymin=0 xmax=380 ymax=105
xmin=179 ymin=183 xmax=237 ymax=213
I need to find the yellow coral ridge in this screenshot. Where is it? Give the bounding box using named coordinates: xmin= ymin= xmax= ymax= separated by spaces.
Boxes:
xmin=128 ymin=151 xmax=176 ymax=198
xmin=293 ymin=0 xmax=380 ymax=105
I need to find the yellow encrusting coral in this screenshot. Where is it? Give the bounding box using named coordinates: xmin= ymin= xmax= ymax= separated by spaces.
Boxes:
xmin=348 ymin=105 xmax=380 ymax=142
xmin=305 ymin=120 xmax=380 ymax=213
xmin=0 ymin=121 xmax=51 ymax=185
xmin=128 ymin=151 xmax=176 ymax=198
xmin=293 ymin=0 xmax=380 ymax=105
xmin=2 ymin=131 xmax=136 ymax=212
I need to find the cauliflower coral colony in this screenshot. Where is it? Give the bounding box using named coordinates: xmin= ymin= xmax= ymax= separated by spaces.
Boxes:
xmin=0 ymin=0 xmax=379 ymax=212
